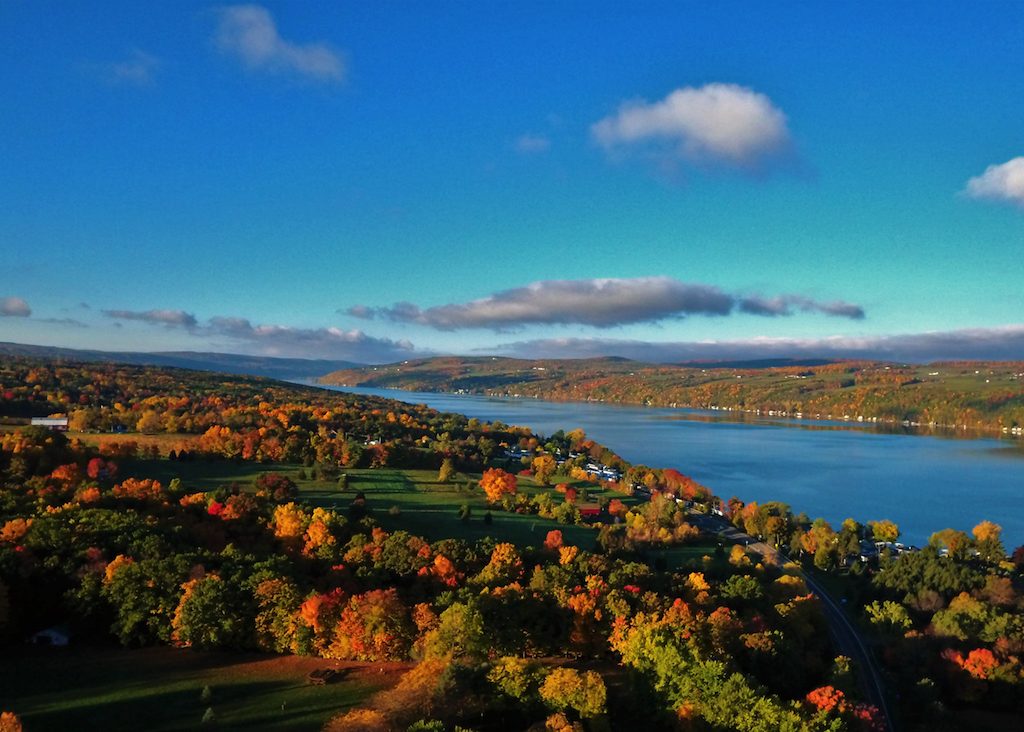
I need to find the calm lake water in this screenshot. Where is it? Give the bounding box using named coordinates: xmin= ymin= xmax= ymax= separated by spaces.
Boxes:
xmin=317 ymin=384 xmax=1024 ymax=548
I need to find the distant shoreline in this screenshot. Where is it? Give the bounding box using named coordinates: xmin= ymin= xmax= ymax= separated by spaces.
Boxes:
xmin=314 ymin=379 xmax=1024 ymax=445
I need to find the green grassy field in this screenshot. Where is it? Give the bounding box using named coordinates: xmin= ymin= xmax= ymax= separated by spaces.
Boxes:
xmin=117 ymin=459 xmax=630 ymax=549
xmin=0 ymin=645 xmax=399 ymax=732
xmin=644 ymin=541 xmax=725 ymax=570
xmin=120 ymin=456 xmax=290 ymax=492
xmin=303 ymin=468 xmax=613 ymax=547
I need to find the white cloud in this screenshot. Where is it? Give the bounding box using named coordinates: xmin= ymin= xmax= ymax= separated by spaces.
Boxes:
xmin=349 ymin=277 xmax=865 ymax=331
xmin=591 ymin=83 xmax=791 ymax=169
xmin=215 ymin=4 xmax=345 ymax=83
xmin=515 ymin=134 xmax=551 ymax=154
xmin=964 ymin=157 xmax=1024 ymax=207
xmin=350 ymin=277 xmax=736 ymax=331
xmin=97 ymin=305 xmax=418 ymax=362
xmin=493 ymin=324 xmax=1024 ymax=363
xmin=0 ymin=296 xmax=31 ymax=317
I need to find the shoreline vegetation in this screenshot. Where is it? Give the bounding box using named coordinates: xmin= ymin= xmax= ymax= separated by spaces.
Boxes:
xmin=1 ymin=356 xmax=1022 ymax=731
xmin=320 ymin=356 xmax=1024 ymax=440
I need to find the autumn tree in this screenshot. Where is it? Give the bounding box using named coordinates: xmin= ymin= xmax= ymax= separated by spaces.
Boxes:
xmin=539 ymin=668 xmax=607 ymax=720
xmin=255 ymin=472 xmax=298 ymax=503
xmin=479 ymin=468 xmax=517 ymax=504
xmin=972 ymin=520 xmax=1005 ymax=562
xmin=868 ymin=519 xmax=900 ymax=543
xmin=253 ymin=577 xmax=302 ymax=653
xmin=136 ymin=409 xmax=163 ymax=434
xmin=437 ymin=457 xmax=455 ymax=483
xmin=929 ymin=528 xmax=972 ymax=560
xmin=532 ymin=454 xmax=557 ymax=485
xmin=544 ymin=529 xmax=564 ymax=551
xmin=473 ymin=543 xmax=523 ymax=587
xmin=272 ymin=502 xmax=310 ymax=551
xmin=329 ymin=589 xmax=413 ymax=661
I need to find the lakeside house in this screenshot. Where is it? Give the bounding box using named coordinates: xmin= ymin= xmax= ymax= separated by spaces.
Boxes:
xmin=30 ymin=417 xmax=68 ymax=431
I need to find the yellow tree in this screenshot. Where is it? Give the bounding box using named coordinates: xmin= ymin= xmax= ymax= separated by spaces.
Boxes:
xmin=972 ymin=520 xmax=1005 ymax=562
xmin=868 ymin=519 xmax=900 ymax=543
xmin=532 ymin=454 xmax=557 ymax=485
xmin=135 ymin=410 xmax=163 ymax=434
xmin=273 ymin=503 xmax=310 ymax=551
xmin=539 ymin=668 xmax=607 ymax=720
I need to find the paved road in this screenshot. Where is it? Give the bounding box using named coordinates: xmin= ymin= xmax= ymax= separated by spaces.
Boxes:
xmin=690 ymin=514 xmax=896 ymax=732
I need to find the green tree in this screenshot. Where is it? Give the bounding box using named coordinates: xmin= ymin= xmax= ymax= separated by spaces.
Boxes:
xmin=422 ymin=602 xmax=487 ymax=660
xmin=488 ymin=656 xmax=544 ymax=703
xmin=102 ymin=556 xmax=192 ymax=646
xmin=172 ymin=575 xmax=251 ymax=650
xmin=864 ymin=600 xmax=912 ymax=636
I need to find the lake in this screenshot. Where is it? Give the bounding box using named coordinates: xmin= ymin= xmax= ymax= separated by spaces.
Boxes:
xmin=317 ymin=384 xmax=1024 ymax=548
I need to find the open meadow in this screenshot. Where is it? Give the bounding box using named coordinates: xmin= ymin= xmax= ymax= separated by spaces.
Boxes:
xmin=116 ymin=457 xmax=636 ymax=548
xmin=0 ymin=645 xmax=402 ymax=732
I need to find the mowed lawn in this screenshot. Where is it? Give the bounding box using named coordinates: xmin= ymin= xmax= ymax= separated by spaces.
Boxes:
xmin=0 ymin=645 xmax=401 ymax=732
xmin=645 ymin=541 xmax=726 ymax=570
xmin=303 ymin=468 xmax=613 ymax=548
xmin=115 ymin=458 xmax=630 ymax=549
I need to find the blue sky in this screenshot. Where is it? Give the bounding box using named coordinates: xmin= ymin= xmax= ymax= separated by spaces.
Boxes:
xmin=2 ymin=1 xmax=1023 ymax=363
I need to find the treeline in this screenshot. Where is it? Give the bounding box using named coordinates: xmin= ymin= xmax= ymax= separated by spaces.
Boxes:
xmin=0 ymin=357 xmax=555 ymax=474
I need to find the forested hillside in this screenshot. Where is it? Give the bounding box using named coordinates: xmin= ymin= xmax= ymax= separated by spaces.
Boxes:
xmin=322 ymin=357 xmax=1024 ymax=435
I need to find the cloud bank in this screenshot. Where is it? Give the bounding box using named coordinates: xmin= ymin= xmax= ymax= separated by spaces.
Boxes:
xmin=349 ymin=277 xmax=865 ymax=331
xmin=964 ymin=157 xmax=1024 ymax=207
xmin=591 ymin=83 xmax=791 ymax=169
xmin=492 ymin=324 xmax=1024 ymax=364
xmin=738 ymin=295 xmax=865 ymax=320
xmin=99 ymin=306 xmax=413 ymax=362
xmin=1 ymin=297 xmax=31 ymax=317
xmin=103 ymin=309 xmax=198 ymax=328
xmin=205 ymin=316 xmax=415 ymax=362
xmin=215 ymin=4 xmax=345 ymax=83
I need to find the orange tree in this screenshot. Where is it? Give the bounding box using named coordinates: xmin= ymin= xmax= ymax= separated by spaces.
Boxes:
xmin=480 ymin=467 xmax=517 ymax=504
